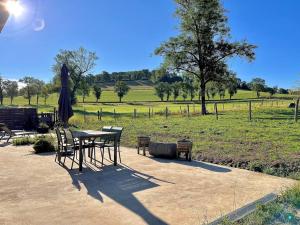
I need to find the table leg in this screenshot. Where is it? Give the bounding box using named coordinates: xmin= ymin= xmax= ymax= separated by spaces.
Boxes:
xmin=79 ymin=138 xmax=83 ymax=171
xmin=114 ymin=134 xmax=117 ymax=166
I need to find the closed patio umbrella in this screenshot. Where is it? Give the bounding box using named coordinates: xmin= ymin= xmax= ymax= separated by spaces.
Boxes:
xmin=58 ymin=64 xmax=73 ymax=126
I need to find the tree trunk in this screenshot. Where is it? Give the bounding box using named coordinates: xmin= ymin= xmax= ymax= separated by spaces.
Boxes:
xmin=44 ymin=97 xmax=47 ymax=105
xmin=119 ymin=96 xmax=122 ymax=103
xmin=36 ymin=95 xmax=39 ymax=105
xmin=28 ymin=97 xmax=31 ymax=105
xmin=71 ymin=88 xmax=77 ymax=105
xmin=200 ymin=82 xmax=207 ymax=115
xmin=10 ymin=97 xmax=13 ymax=105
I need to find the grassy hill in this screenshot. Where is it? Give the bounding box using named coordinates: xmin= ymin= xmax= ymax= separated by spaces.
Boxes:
xmin=2 ymin=88 xmax=293 ymax=107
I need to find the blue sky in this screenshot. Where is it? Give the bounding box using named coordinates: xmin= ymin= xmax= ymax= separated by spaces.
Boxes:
xmin=0 ymin=0 xmax=299 ymax=88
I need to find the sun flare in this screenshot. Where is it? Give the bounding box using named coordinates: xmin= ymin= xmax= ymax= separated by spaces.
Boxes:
xmin=5 ymin=0 xmax=24 ymax=17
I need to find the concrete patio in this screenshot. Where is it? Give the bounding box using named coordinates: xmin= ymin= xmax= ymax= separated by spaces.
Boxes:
xmin=0 ymin=145 xmax=296 ymax=225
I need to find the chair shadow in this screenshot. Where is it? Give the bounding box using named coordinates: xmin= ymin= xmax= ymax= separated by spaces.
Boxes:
xmin=149 ymin=157 xmax=231 ymax=173
xmin=67 ymin=164 xmax=169 ymax=225
xmin=0 ymin=142 xmax=10 ymax=147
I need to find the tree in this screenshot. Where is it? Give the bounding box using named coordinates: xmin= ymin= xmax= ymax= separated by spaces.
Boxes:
xmin=3 ymin=80 xmax=18 ymax=104
xmin=155 ymin=0 xmax=256 ymax=114
xmin=34 ymin=79 xmax=45 ymax=105
xmin=114 ymin=81 xmax=130 ymax=102
xmin=164 ymin=83 xmax=172 ymax=101
xmin=0 ymin=77 xmax=4 ymax=105
xmin=182 ymin=75 xmax=196 ymax=101
xmin=19 ymin=77 xmax=38 ymax=105
xmin=227 ymin=75 xmax=239 ymax=99
xmin=172 ymin=82 xmax=181 ymax=101
xmin=78 ymin=79 xmax=90 ymax=103
xmin=250 ymin=78 xmax=266 ymax=98
xmin=93 ymin=85 xmax=102 ymax=102
xmin=52 ymin=47 xmax=98 ymax=104
xmin=41 ymin=84 xmax=51 ymax=104
xmin=266 ymin=86 xmax=277 ymax=98
xmin=216 ymin=82 xmax=226 ymax=99
xmin=206 ymin=82 xmax=218 ymax=100
xmin=155 ymin=82 xmax=166 ymax=101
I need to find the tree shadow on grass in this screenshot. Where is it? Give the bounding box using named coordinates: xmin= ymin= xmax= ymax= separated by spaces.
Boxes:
xmin=67 ymin=164 xmax=169 ymax=225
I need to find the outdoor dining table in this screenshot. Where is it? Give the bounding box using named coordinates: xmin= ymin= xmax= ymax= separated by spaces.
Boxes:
xmin=72 ymin=130 xmax=118 ymax=171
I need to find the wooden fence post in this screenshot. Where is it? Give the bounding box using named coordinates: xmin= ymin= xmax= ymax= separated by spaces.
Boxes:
xmin=113 ymin=109 xmax=116 ymax=120
xmin=84 ymin=108 xmax=86 ymax=123
xmin=294 ymin=98 xmax=299 ymax=122
xmin=180 ymin=106 xmax=182 ymax=115
xmin=165 ymin=107 xmax=168 ymax=119
xmin=214 ymin=103 xmax=218 ymax=120
xmin=97 ymin=110 xmax=100 ymax=120
xmin=133 ymin=109 xmax=137 ymax=119
xmin=187 ymin=105 xmax=190 ymax=117
xmin=148 ymin=108 xmax=151 ymax=118
xmin=100 ymin=108 xmax=102 ymax=121
xmin=249 ymin=101 xmax=252 ymax=121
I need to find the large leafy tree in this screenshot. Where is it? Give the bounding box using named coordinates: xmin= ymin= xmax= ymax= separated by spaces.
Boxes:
xmin=114 ymin=81 xmax=130 ymax=103
xmin=3 ymin=80 xmax=18 ymax=104
xmin=52 ymin=47 xmax=97 ymax=104
xmin=93 ymin=85 xmax=102 ymax=103
xmin=154 ymin=82 xmax=166 ymax=101
xmin=34 ymin=79 xmax=45 ymax=105
xmin=155 ymin=0 xmax=256 ymax=114
xmin=226 ymin=74 xmax=239 ymax=100
xmin=250 ymin=78 xmax=266 ymax=98
xmin=19 ymin=77 xmax=38 ymax=105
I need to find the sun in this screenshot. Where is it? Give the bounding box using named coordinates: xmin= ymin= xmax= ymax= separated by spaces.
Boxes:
xmin=5 ymin=0 xmax=24 ymax=17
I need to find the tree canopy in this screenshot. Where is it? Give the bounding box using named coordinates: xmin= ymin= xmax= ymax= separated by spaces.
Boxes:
xmin=155 ymin=0 xmax=256 ymax=114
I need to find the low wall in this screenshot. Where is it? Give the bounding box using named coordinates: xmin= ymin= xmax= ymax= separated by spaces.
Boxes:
xmin=0 ymin=107 xmax=38 ymax=130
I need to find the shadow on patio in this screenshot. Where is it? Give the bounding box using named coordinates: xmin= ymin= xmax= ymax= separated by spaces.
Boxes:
xmin=149 ymin=157 xmax=232 ymax=173
xmin=67 ymin=164 xmax=172 ymax=225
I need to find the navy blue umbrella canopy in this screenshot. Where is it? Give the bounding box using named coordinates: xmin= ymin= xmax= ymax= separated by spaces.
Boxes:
xmin=58 ymin=64 xmax=73 ymax=125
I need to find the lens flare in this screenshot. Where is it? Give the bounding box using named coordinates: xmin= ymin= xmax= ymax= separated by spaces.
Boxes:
xmin=5 ymin=0 xmax=24 ymax=17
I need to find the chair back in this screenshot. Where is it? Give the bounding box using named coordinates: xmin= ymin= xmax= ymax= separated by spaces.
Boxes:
xmin=63 ymin=129 xmax=76 ymax=147
xmin=111 ymin=127 xmax=123 ymax=143
xmin=55 ymin=128 xmax=64 ymax=149
xmin=102 ymin=126 xmax=112 ymax=132
xmin=0 ymin=124 xmax=15 ymax=136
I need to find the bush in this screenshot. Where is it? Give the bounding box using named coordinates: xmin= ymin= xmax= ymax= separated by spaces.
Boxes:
xmin=33 ymin=138 xmax=55 ymax=154
xmin=37 ymin=122 xmax=50 ymax=134
xmin=12 ymin=137 xmax=36 ymax=146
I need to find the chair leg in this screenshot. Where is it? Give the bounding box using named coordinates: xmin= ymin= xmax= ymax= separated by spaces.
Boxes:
xmin=108 ymin=147 xmax=112 ymax=160
xmin=94 ymin=147 xmax=96 ymax=164
xmin=101 ymin=148 xmax=104 ymax=166
xmin=118 ymin=146 xmax=121 ymax=163
xmin=90 ymin=148 xmax=93 ymax=163
xmin=71 ymin=153 xmax=76 ymax=169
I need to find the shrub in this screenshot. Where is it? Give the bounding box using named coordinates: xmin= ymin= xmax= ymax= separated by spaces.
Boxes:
xmin=37 ymin=122 xmax=50 ymax=134
xmin=33 ymin=136 xmax=55 ymax=154
xmin=12 ymin=137 xmax=36 ymax=146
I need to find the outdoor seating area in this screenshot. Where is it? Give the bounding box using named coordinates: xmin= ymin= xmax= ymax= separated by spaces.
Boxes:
xmin=55 ymin=126 xmax=124 ymax=171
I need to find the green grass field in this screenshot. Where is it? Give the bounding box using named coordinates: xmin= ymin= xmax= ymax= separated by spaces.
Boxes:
xmin=1 ymin=87 xmax=299 ymax=178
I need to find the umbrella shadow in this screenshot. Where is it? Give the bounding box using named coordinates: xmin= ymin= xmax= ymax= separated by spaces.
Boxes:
xmin=67 ymin=164 xmax=169 ymax=225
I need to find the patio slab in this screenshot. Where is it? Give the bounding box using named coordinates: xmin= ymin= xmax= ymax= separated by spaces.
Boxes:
xmin=0 ymin=145 xmax=296 ymax=225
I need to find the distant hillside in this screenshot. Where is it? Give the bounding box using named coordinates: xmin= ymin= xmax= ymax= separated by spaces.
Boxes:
xmin=96 ymin=80 xmax=154 ymax=90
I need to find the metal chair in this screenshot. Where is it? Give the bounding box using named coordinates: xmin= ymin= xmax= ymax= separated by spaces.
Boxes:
xmin=100 ymin=127 xmax=123 ymax=164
